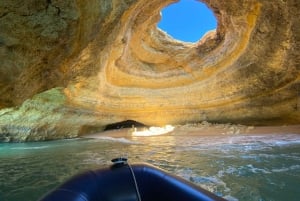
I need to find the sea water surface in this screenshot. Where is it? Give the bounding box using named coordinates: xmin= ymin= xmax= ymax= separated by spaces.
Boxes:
xmin=0 ymin=131 xmax=300 ymax=201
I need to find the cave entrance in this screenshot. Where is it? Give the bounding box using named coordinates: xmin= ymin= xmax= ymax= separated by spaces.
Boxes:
xmin=104 ymin=120 xmax=147 ymax=131
xmin=157 ymin=0 xmax=217 ymax=43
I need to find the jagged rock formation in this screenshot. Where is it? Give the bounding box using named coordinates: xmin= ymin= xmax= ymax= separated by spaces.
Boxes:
xmin=0 ymin=0 xmax=299 ymax=141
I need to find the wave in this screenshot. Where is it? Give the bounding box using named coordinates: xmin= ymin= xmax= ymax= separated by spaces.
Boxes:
xmin=175 ymin=168 xmax=238 ymax=201
xmin=91 ymin=136 xmax=139 ymax=144
xmin=218 ymin=164 xmax=300 ymax=178
xmin=271 ymin=165 xmax=300 ymax=173
xmin=177 ymin=134 xmax=300 ymax=152
xmin=10 ymin=146 xmax=50 ymax=150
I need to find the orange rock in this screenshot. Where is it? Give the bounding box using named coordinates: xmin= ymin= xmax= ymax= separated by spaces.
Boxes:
xmin=0 ymin=0 xmax=299 ymax=141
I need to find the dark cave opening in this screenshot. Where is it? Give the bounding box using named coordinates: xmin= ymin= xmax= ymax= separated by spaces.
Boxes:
xmin=104 ymin=120 xmax=148 ymax=131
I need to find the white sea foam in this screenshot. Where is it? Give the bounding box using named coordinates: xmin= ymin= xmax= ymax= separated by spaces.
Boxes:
xmin=225 ymin=163 xmax=300 ymax=175
xmin=218 ymin=166 xmax=238 ymax=177
xmin=271 ymin=165 xmax=300 ymax=173
xmin=178 ymin=134 xmax=300 ymax=152
xmin=218 ymin=165 xmax=273 ymax=177
xmin=11 ymin=146 xmax=50 ymax=150
xmin=246 ymin=164 xmax=272 ymax=174
xmin=92 ymin=136 xmax=139 ymax=144
xmin=175 ymin=167 xmax=233 ymax=199
xmin=224 ymin=195 xmax=239 ymax=201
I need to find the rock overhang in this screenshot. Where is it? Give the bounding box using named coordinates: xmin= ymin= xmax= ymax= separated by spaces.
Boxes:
xmin=0 ymin=0 xmax=299 ymax=141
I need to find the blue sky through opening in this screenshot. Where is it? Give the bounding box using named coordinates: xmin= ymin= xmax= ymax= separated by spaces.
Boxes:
xmin=157 ymin=0 xmax=217 ymax=43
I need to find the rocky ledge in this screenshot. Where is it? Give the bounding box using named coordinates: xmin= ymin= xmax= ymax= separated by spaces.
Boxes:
xmin=0 ymin=0 xmax=299 ymax=141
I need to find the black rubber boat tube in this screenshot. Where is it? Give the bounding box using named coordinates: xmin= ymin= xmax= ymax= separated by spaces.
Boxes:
xmin=39 ymin=163 xmax=226 ymax=201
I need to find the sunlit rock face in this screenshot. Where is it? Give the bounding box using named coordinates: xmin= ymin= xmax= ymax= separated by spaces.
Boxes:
xmin=0 ymin=0 xmax=299 ymax=141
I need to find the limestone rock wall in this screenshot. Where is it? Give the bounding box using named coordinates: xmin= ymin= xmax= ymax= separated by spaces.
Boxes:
xmin=0 ymin=0 xmax=299 ymax=141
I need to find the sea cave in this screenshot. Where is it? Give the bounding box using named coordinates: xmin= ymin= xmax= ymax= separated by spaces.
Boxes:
xmin=0 ymin=0 xmax=299 ymax=200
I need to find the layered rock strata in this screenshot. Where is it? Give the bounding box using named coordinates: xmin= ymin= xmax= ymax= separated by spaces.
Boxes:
xmin=0 ymin=0 xmax=299 ymax=141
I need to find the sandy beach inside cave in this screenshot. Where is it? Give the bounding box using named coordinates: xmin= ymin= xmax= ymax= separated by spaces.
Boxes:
xmin=83 ymin=122 xmax=300 ymax=139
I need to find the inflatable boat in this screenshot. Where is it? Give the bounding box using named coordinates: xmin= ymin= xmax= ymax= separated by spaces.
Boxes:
xmin=39 ymin=158 xmax=226 ymax=201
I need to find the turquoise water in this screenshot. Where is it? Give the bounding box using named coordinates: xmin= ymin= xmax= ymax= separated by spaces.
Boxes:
xmin=1 ymin=132 xmax=300 ymax=201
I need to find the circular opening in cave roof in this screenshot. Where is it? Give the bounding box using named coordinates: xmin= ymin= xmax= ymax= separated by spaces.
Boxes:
xmin=157 ymin=0 xmax=217 ymax=43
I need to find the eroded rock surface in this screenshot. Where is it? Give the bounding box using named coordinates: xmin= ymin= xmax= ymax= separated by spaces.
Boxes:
xmin=0 ymin=0 xmax=299 ymax=141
